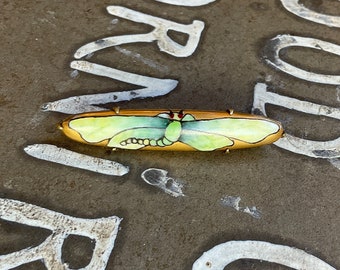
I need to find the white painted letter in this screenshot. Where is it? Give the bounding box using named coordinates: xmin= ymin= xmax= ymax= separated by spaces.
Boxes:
xmin=0 ymin=198 xmax=122 ymax=270
xmin=155 ymin=0 xmax=217 ymax=6
xmin=24 ymin=144 xmax=129 ymax=176
xmin=74 ymin=6 xmax=205 ymax=59
xmin=263 ymin=35 xmax=340 ymax=85
xmin=252 ymin=83 xmax=340 ymax=159
xmin=42 ymin=61 xmax=178 ymax=114
xmin=193 ymin=240 xmax=335 ymax=270
xmin=281 ymin=0 xmax=340 ymax=28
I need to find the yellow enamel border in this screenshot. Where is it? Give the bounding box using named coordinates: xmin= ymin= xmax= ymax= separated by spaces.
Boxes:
xmin=59 ymin=109 xmax=284 ymax=151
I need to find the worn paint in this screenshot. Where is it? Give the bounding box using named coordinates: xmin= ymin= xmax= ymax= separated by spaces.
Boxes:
xmin=0 ymin=198 xmax=121 ymax=270
xmin=193 ymin=240 xmax=336 ymax=270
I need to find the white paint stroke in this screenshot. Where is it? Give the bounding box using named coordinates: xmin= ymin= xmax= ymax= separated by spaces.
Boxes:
xmin=328 ymin=158 xmax=340 ymax=170
xmin=0 ymin=198 xmax=122 ymax=270
xmin=42 ymin=61 xmax=178 ymax=114
xmin=281 ymin=0 xmax=340 ymax=28
xmin=155 ymin=0 xmax=217 ymax=6
xmin=253 ymin=83 xmax=340 ymax=159
xmin=70 ymin=69 xmax=79 ymax=78
xmin=141 ymin=168 xmax=185 ymax=197
xmin=242 ymin=206 xmax=261 ymax=219
xmin=263 ymin=35 xmax=340 ymax=85
xmin=192 ymin=240 xmax=336 ymax=270
xmin=110 ymin=18 xmax=119 ymax=25
xmin=74 ymin=6 xmax=205 ymax=59
xmin=220 ymin=196 xmax=261 ymax=219
xmin=24 ymin=144 xmax=129 ymax=176
xmin=115 ymin=46 xmax=169 ymax=73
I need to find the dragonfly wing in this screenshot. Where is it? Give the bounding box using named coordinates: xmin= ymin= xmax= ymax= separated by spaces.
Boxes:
xmin=180 ymin=129 xmax=233 ymax=151
xmin=69 ymin=116 xmax=169 ymax=145
xmin=183 ymin=118 xmax=280 ymax=143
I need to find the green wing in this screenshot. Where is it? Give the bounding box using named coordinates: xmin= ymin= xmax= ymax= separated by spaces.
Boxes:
xmin=181 ymin=118 xmax=280 ymax=151
xmin=69 ymin=116 xmax=169 ymax=149
xmin=179 ymin=129 xmax=233 ymax=151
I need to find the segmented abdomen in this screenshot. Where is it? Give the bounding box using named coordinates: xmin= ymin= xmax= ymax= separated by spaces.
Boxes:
xmin=119 ymin=137 xmax=173 ymax=147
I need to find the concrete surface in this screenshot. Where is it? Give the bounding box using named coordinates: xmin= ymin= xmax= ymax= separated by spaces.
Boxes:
xmin=0 ymin=1 xmax=339 ymax=269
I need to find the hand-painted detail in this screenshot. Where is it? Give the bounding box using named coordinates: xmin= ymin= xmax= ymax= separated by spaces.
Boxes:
xmin=60 ymin=109 xmax=284 ymax=151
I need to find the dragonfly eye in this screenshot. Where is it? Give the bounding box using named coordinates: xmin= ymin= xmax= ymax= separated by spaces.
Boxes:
xmin=169 ymin=110 xmax=174 ymax=119
xmin=178 ymin=110 xmax=184 ymax=119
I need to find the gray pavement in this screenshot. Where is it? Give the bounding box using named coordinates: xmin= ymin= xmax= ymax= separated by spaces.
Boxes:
xmin=0 ymin=1 xmax=339 ymax=269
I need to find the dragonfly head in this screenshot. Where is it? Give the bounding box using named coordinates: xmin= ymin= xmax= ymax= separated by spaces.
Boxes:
xmin=158 ymin=110 xmax=185 ymax=121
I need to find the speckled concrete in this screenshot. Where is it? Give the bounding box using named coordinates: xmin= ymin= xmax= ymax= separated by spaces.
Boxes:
xmin=0 ymin=1 xmax=339 ymax=269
